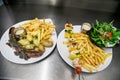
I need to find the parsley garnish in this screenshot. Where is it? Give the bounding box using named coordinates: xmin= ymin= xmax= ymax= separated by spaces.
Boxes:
xmin=67 ymin=29 xmax=72 ymax=34
xmin=76 ymin=52 xmax=80 ymax=55
xmin=34 ymin=35 xmax=38 ymax=39
xmin=29 ymin=41 xmax=33 ymax=44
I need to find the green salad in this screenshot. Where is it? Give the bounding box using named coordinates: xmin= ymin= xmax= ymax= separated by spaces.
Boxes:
xmin=89 ymin=20 xmax=120 ymax=47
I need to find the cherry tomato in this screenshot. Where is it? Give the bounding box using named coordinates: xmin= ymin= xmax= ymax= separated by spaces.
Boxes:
xmin=107 ymin=32 xmax=112 ymax=39
xmin=75 ymin=67 xmax=82 ymax=74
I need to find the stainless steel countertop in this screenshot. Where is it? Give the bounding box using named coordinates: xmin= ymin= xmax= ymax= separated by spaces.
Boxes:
xmin=0 ymin=4 xmax=120 ymax=80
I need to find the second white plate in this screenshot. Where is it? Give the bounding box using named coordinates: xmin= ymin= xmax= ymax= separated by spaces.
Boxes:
xmin=57 ymin=25 xmax=112 ymax=72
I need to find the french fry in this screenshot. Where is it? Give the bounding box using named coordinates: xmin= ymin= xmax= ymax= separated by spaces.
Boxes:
xmin=82 ymin=55 xmax=91 ymax=65
xmin=43 ymin=34 xmax=52 ymax=40
xmin=106 ymin=53 xmax=112 ymax=58
xmin=89 ymin=55 xmax=96 ymax=66
xmin=94 ymin=55 xmax=99 ymax=65
xmin=84 ymin=63 xmax=98 ymax=71
xmin=40 ymin=27 xmax=44 ymax=40
xmin=82 ymin=64 xmax=92 ymax=72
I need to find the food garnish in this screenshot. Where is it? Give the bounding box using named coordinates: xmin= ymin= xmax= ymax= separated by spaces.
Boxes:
xmin=64 ymin=22 xmax=112 ymax=72
xmin=89 ymin=20 xmax=120 ymax=47
xmin=64 ymin=22 xmax=73 ymax=38
xmin=7 ymin=18 xmax=55 ymax=60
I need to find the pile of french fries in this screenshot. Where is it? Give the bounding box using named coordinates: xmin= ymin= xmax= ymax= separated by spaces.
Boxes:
xmin=18 ymin=18 xmax=55 ymax=53
xmin=64 ymin=23 xmax=112 ymax=72
xmin=21 ymin=18 xmax=55 ymax=43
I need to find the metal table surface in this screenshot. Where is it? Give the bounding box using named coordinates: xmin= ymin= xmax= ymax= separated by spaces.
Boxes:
xmin=0 ymin=4 xmax=120 ymax=80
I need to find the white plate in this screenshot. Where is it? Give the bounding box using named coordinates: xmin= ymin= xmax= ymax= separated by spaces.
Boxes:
xmin=0 ymin=19 xmax=57 ymax=64
xmin=57 ymin=25 xmax=112 ymax=72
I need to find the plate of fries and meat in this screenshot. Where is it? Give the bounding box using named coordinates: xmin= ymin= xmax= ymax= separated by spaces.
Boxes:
xmin=0 ymin=18 xmax=57 ymax=64
xmin=57 ymin=22 xmax=113 ymax=73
